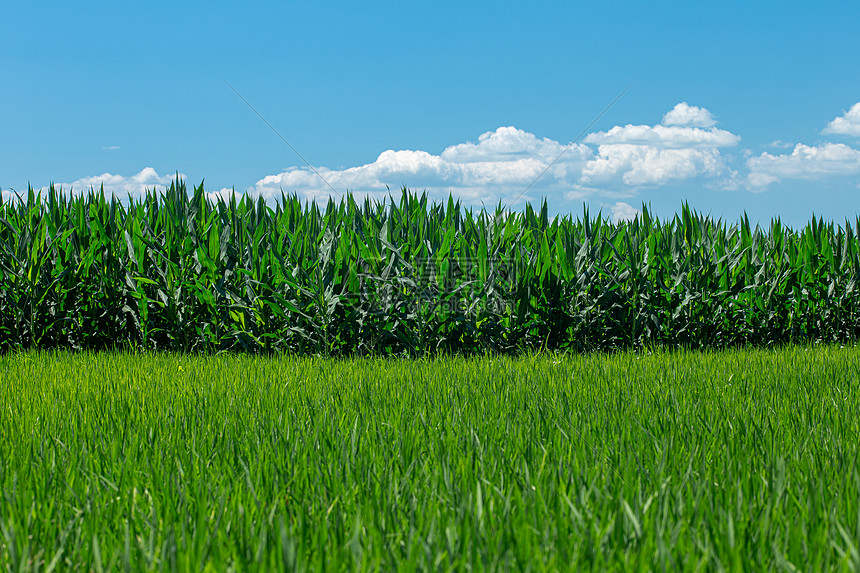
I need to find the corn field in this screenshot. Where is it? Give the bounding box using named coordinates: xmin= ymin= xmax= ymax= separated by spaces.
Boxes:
xmin=1 ymin=179 xmax=858 ymax=354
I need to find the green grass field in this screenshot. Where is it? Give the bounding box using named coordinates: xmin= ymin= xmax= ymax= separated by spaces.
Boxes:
xmin=2 ymin=346 xmax=859 ymax=570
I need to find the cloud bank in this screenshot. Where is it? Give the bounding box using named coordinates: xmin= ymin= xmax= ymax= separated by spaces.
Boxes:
xmin=747 ymin=143 xmax=860 ymax=190
xmin=746 ymin=103 xmax=860 ymax=190
xmin=26 ymin=100 xmax=860 ymax=210
xmin=252 ymin=126 xmax=594 ymax=205
xmin=49 ymin=168 xmax=182 ymax=199
xmin=251 ymin=103 xmax=742 ymax=205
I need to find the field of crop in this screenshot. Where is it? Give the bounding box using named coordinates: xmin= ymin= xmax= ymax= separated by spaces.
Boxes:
xmin=2 ymin=180 xmax=859 ymax=354
xmin=2 ymin=346 xmax=859 ymax=570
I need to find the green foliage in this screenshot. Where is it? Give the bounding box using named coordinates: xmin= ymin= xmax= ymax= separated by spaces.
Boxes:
xmin=1 ymin=347 xmax=859 ymax=570
xmin=1 ymin=179 xmax=859 ymax=354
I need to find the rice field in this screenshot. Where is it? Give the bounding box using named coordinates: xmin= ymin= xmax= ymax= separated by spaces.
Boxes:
xmin=2 ymin=346 xmax=859 ymax=571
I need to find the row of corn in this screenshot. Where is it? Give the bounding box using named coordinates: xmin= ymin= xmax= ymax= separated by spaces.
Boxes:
xmin=1 ymin=178 xmax=858 ymax=354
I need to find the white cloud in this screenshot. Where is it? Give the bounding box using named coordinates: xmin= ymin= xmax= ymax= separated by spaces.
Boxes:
xmin=584 ymin=124 xmax=739 ymax=148
xmin=822 ymin=102 xmax=860 ymax=137
xmin=582 ymin=145 xmax=728 ymax=187
xmin=251 ymin=126 xmax=594 ymax=206
xmin=207 ymin=187 xmax=239 ymax=203
xmin=102 ymin=145 xmax=121 ymax=150
xmin=251 ymin=109 xmax=742 ymax=205
xmin=14 ymin=100 xmax=860 ymax=214
xmin=746 ymin=142 xmax=860 ymax=190
xmin=662 ymin=102 xmax=717 ymax=128
xmin=609 ymin=202 xmax=641 ymax=222
xmin=440 ymin=126 xmax=570 ymax=162
xmin=580 ymin=104 xmax=740 ymax=188
xmin=52 ymin=100 xmax=860 ymax=207
xmin=51 ymin=167 xmax=181 ymax=198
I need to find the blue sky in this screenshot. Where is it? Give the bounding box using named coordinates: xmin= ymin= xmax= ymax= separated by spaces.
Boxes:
xmin=3 ymin=1 xmax=860 ymax=226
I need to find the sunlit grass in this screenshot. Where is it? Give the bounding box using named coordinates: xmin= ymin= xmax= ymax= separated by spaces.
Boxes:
xmin=1 ymin=345 xmax=859 ymax=570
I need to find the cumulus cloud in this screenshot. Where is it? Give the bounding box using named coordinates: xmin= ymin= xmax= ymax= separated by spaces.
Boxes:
xmin=1 ymin=188 xmax=18 ymax=204
xmin=580 ymin=104 xmax=740 ymax=187
xmin=584 ymin=124 xmax=739 ymax=148
xmin=251 ymin=126 xmax=593 ymax=205
xmin=441 ymin=126 xmax=571 ymax=162
xmin=662 ymin=102 xmax=717 ymax=128
xmin=822 ymin=102 xmax=860 ymax=137
xmin=51 ymin=168 xmax=181 ymax=198
xmin=250 ymin=107 xmax=741 ymax=206
xmin=48 ymin=100 xmax=860 ymax=209
xmin=14 ymin=99 xmax=860 ymax=216
xmin=207 ymin=187 xmax=239 ymax=203
xmin=609 ymin=202 xmax=641 ymax=222
xmin=746 ymin=143 xmax=860 ymax=190
xmin=582 ymin=145 xmax=729 ymax=187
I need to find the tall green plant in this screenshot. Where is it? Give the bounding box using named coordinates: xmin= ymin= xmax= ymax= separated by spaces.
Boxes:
xmin=1 ymin=179 xmax=858 ymax=354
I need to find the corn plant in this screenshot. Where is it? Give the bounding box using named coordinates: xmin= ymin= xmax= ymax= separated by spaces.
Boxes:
xmin=1 ymin=179 xmax=858 ymax=354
